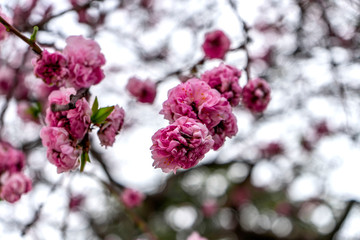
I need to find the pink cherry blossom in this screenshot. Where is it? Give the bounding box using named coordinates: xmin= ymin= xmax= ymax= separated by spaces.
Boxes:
xmin=40 ymin=126 xmax=80 ymax=173
xmin=120 ymin=188 xmax=144 ymax=208
xmin=0 ymin=172 xmax=32 ymax=203
xmin=45 ymin=87 xmax=91 ymax=140
xmin=151 ymin=117 xmax=214 ymax=173
xmin=202 ymin=199 xmax=218 ymax=218
xmin=69 ymin=194 xmax=85 ymax=211
xmin=97 ymin=105 xmax=125 ymax=147
xmin=201 ymin=63 xmax=242 ymax=107
xmin=33 ymin=49 xmax=69 ymax=86
xmin=210 ymin=113 xmax=238 ymax=150
xmin=161 ymin=78 xmax=233 ymax=130
xmin=63 ymin=35 xmax=106 ymax=89
xmin=187 ymin=232 xmax=208 ymax=240
xmin=242 ymin=78 xmax=271 ymax=113
xmin=0 ymin=66 xmax=15 ymax=95
xmin=0 ymin=142 xmax=25 ymax=174
xmin=17 ymin=101 xmax=40 ymax=123
xmin=202 ymin=30 xmax=231 ymax=60
xmin=126 ymin=77 xmax=157 ymax=104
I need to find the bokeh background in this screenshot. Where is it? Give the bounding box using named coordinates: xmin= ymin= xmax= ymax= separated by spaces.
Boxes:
xmin=0 ymin=0 xmax=360 ymax=239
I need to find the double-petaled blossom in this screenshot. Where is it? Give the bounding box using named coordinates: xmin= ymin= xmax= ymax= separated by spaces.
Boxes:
xmin=0 ymin=142 xmax=25 ymax=174
xmin=40 ymin=126 xmax=80 ymax=173
xmin=126 ymin=77 xmax=157 ymax=104
xmin=45 ymin=87 xmax=91 ymax=140
xmin=160 ymin=78 xmax=237 ymax=150
xmin=201 ymin=63 xmax=242 ymax=107
xmin=187 ymin=232 xmax=208 ymax=240
xmin=63 ymin=35 xmax=106 ymax=89
xmin=97 ymin=105 xmax=125 ymax=147
xmin=33 ymin=49 xmax=69 ymax=86
xmin=0 ymin=172 xmax=32 ymax=203
xmin=120 ymin=188 xmax=145 ymax=208
xmin=202 ymin=30 xmax=231 ymax=60
xmin=242 ymin=78 xmax=271 ymax=113
xmin=210 ymin=113 xmax=238 ymax=150
xmin=151 ymin=117 xmax=214 ymax=173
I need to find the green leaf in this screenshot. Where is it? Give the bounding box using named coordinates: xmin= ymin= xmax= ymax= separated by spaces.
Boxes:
xmin=30 ymin=26 xmax=39 ymax=42
xmin=80 ymin=151 xmax=90 ymax=172
xmin=91 ymin=106 xmax=114 ymax=124
xmin=91 ymin=96 xmax=99 ymax=115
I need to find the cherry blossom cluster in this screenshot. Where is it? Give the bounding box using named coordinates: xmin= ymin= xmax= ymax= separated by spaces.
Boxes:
xmin=151 ymin=62 xmax=245 ymax=173
xmin=35 ymin=35 xmax=125 ymax=173
xmin=0 ymin=142 xmax=32 ymax=203
xmin=40 ymin=88 xmax=125 ymax=173
xmin=151 ymin=33 xmax=272 ymax=173
xmin=33 ymin=35 xmax=106 ymax=90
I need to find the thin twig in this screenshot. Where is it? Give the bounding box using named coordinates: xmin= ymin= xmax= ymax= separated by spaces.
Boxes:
xmin=0 ymin=16 xmax=42 ymax=55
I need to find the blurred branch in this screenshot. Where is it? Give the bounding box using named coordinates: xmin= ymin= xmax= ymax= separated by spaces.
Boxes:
xmin=323 ymin=200 xmax=358 ymax=240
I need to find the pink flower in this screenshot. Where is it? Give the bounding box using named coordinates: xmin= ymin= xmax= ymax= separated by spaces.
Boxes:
xmin=242 ymin=78 xmax=271 ymax=113
xmin=126 ymin=77 xmax=157 ymax=104
xmin=0 ymin=172 xmax=32 ymax=203
xmin=151 ymin=117 xmax=214 ymax=173
xmin=0 ymin=11 xmax=11 ymax=40
xmin=259 ymin=142 xmax=284 ymax=159
xmin=210 ymin=113 xmax=238 ymax=150
xmin=0 ymin=142 xmax=25 ymax=174
xmin=69 ymin=194 xmax=85 ymax=211
xmin=202 ymin=30 xmax=231 ymax=60
xmin=45 ymin=87 xmax=91 ymax=140
xmin=33 ymin=50 xmax=69 ymax=86
xmin=187 ymin=232 xmax=208 ymax=240
xmin=120 ymin=188 xmax=144 ymax=208
xmin=202 ymin=199 xmax=218 ymax=218
xmin=161 ymin=78 xmax=232 ymax=129
xmin=201 ymin=63 xmax=242 ymax=107
xmin=17 ymin=101 xmax=40 ymax=123
xmin=40 ymin=127 xmax=80 ymax=173
xmin=63 ymin=35 xmax=106 ymax=89
xmin=0 ymin=66 xmax=15 ymax=95
xmin=97 ymin=105 xmax=125 ymax=147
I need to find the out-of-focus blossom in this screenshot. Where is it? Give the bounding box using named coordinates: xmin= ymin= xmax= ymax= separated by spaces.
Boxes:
xmin=0 ymin=66 xmax=15 ymax=95
xmin=69 ymin=194 xmax=85 ymax=211
xmin=151 ymin=117 xmax=214 ymax=173
xmin=45 ymin=87 xmax=91 ymax=140
xmin=40 ymin=126 xmax=80 ymax=173
xmin=0 ymin=142 xmax=25 ymax=174
xmin=0 ymin=11 xmax=12 ymax=40
xmin=0 ymin=172 xmax=32 ymax=203
xmin=242 ymin=78 xmax=271 ymax=113
xmin=126 ymin=77 xmax=157 ymax=104
xmin=201 ymin=63 xmax=242 ymax=107
xmin=33 ymin=50 xmax=69 ymax=86
xmin=187 ymin=232 xmax=208 ymax=240
xmin=63 ymin=35 xmax=106 ymax=89
xmin=202 ymin=30 xmax=231 ymax=60
xmin=120 ymin=188 xmax=144 ymax=208
xmin=17 ymin=101 xmax=39 ymax=123
xmin=259 ymin=141 xmax=284 ymax=159
xmin=202 ymin=199 xmax=218 ymax=218
xmin=97 ymin=105 xmax=125 ymax=147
